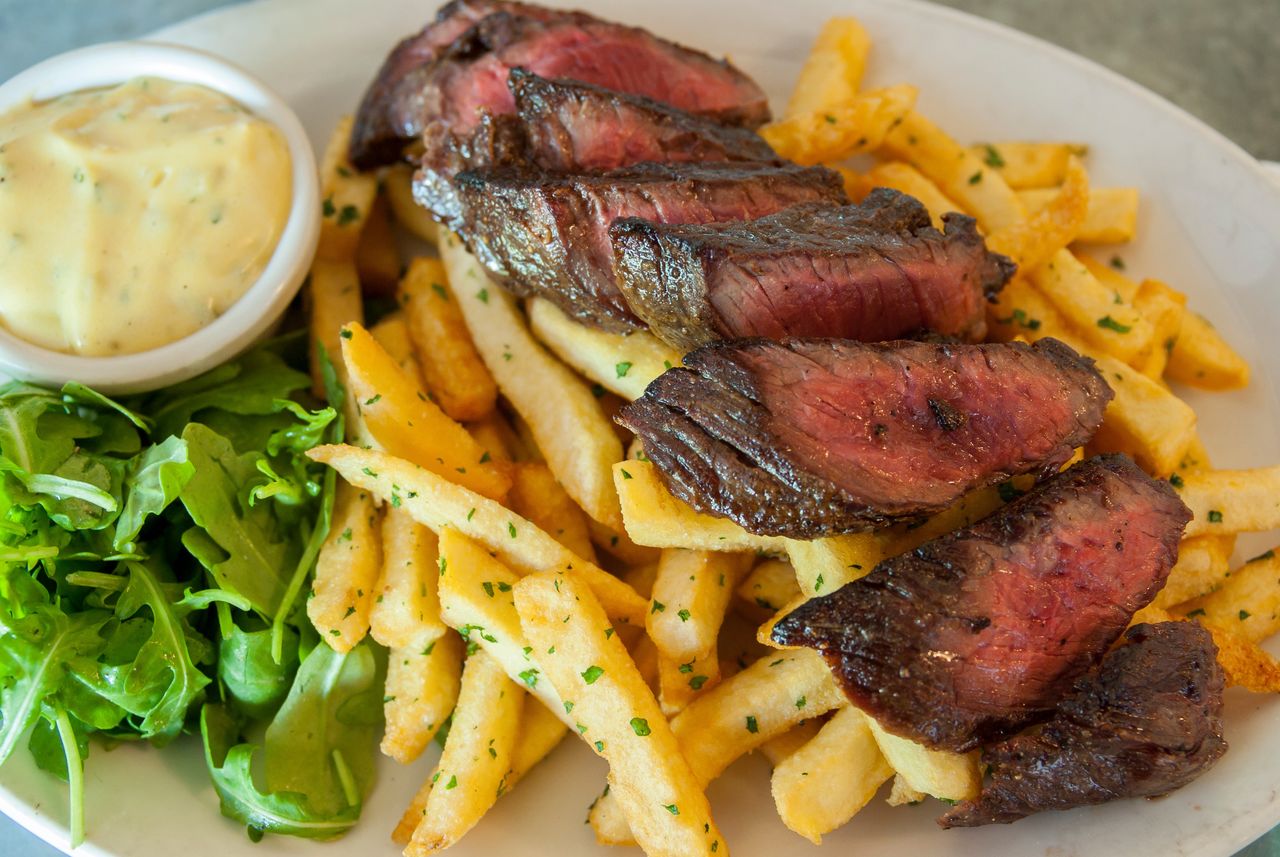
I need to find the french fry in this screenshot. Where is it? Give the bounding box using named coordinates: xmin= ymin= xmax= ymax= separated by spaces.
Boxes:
xmin=762 ymin=84 xmax=918 ymax=166
xmin=527 ymin=297 xmax=681 ymax=400
xmin=515 ymin=571 xmax=726 ymax=857
xmin=465 ymin=410 xmax=518 ymax=463
xmin=1079 ymin=253 xmax=1141 ymax=303
xmin=968 ymin=141 xmax=1088 ymax=189
xmin=442 ymin=235 xmax=625 ymax=529
xmin=507 ymin=462 xmax=598 ymax=562
xmin=771 ymin=706 xmax=893 ymax=844
xmin=340 ymin=322 xmax=511 ymax=500
xmin=658 ymin=649 xmax=722 ymax=716
xmin=318 ymin=115 xmax=378 ymax=261
xmin=401 ymin=650 xmax=525 ymax=855
xmin=887 ymin=775 xmax=927 ymax=807
xmin=1030 ymin=249 xmax=1154 ymax=364
xmin=986 ymin=156 xmax=1089 ymax=273
xmin=647 ymin=549 xmax=753 ymax=662
xmin=758 ymin=719 xmax=823 ymax=766
xmin=381 ymin=631 xmax=463 ymax=765
xmin=369 ymin=312 xmax=426 ymax=389
xmin=509 ymin=699 xmax=569 ymax=782
xmin=784 ymin=17 xmax=872 ymax=119
xmin=615 ymin=459 xmax=789 ymax=554
xmin=370 ymin=508 xmax=447 ymax=649
xmin=308 ymin=480 xmax=382 ymax=652
xmin=355 ymin=193 xmax=401 ymax=295
xmin=786 ymin=532 xmax=886 ymax=597
xmin=589 ymin=649 xmax=845 ymax=844
xmin=1166 ymin=309 xmax=1251 ymax=390
xmin=309 ymin=445 xmax=647 ymax=626
xmin=1131 ymin=278 xmax=1187 ymax=379
xmin=1177 ymin=465 xmax=1280 ymax=537
xmin=864 ymin=161 xmax=961 ymax=228
xmin=1152 ymin=534 xmax=1235 ymax=608
xmin=384 ymin=163 xmax=441 ymax=245
xmin=865 ymin=717 xmax=981 ymax=801
xmin=881 ymin=111 xmax=1026 ymax=232
xmin=307 ymin=257 xmax=363 ymax=398
xmin=1088 ymin=351 xmax=1197 ymax=477
xmin=1017 ymin=186 xmax=1140 ymax=244
xmin=589 ymin=517 xmax=663 ymax=567
xmin=986 ymin=274 xmax=1074 ymax=343
xmin=622 ymin=561 xmax=659 ymax=600
xmin=1182 ymin=549 xmax=1280 ymax=642
xmin=399 ymin=257 xmax=499 ymax=422
xmin=735 ymin=559 xmax=803 ymax=624
xmin=629 ymin=631 xmax=662 ymax=697
xmin=436 ymin=529 xmax=572 ymax=720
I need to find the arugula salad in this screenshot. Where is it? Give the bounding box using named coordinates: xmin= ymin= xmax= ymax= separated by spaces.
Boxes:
xmin=0 ymin=334 xmax=384 ymax=845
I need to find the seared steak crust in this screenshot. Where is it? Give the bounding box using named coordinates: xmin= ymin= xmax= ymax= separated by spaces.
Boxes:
xmin=616 ymin=338 xmax=1113 ymax=536
xmin=771 ymin=455 xmax=1192 ymax=751
xmin=611 ymin=189 xmax=1015 ymax=350
xmin=941 ymin=621 xmax=1226 ymax=827
xmin=454 ymin=162 xmax=846 ymax=331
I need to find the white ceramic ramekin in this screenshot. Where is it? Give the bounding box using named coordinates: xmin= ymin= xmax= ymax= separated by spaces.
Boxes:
xmin=0 ymin=41 xmax=320 ymax=393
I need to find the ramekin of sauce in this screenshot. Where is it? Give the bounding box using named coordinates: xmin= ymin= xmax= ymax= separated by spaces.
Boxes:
xmin=0 ymin=42 xmax=320 ymax=392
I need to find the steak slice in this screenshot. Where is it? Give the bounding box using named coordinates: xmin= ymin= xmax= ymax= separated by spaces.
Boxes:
xmin=351 ymin=1 xmax=769 ymax=168
xmin=455 ymin=162 xmax=846 ymax=331
xmin=616 ymin=338 xmax=1113 ymax=536
xmin=771 ymin=455 xmax=1193 ymax=751
xmin=414 ymin=68 xmax=780 ymax=229
xmin=941 ymin=621 xmax=1226 ymax=827
xmin=611 ymin=189 xmax=1015 ymax=350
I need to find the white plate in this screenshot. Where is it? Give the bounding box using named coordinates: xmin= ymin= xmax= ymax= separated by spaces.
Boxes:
xmin=4 ymin=1 xmax=1280 ymax=855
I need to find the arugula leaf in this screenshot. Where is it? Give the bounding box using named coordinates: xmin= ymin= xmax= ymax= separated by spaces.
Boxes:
xmin=201 ymin=704 xmax=359 ymax=841
xmin=113 ymin=435 xmax=194 ymax=551
xmin=219 ymin=622 xmax=299 ymax=719
xmin=60 ymin=382 xmax=150 ymax=431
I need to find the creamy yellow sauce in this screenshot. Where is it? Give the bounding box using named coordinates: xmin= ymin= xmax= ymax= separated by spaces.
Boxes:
xmin=0 ymin=76 xmax=291 ymax=356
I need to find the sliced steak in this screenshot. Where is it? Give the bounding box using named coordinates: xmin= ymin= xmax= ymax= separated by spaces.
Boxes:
xmin=771 ymin=455 xmax=1193 ymax=751
xmin=616 ymin=338 xmax=1113 ymax=536
xmin=414 ymin=68 xmax=781 ymax=228
xmin=611 ymin=189 xmax=1015 ymax=349
xmin=351 ymin=1 xmax=769 ymax=168
xmin=941 ymin=621 xmax=1226 ymax=827
xmin=455 ymin=162 xmax=846 ymax=331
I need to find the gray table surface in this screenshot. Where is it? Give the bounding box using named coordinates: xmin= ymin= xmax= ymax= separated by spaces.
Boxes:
xmin=0 ymin=0 xmax=1277 ymax=854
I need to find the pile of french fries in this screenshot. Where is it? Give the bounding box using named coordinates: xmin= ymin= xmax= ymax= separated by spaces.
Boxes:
xmin=298 ymin=17 xmax=1280 ymax=854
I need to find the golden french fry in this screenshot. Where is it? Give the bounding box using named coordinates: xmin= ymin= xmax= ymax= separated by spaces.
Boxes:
xmin=341 ymin=322 xmax=511 ymax=500
xmin=864 ymin=161 xmax=961 ymax=228
xmin=589 ymin=649 xmax=845 ymax=844
xmin=648 ymin=549 xmax=753 ymax=662
xmin=1153 ymin=534 xmax=1235 ymax=608
xmin=614 ymin=459 xmax=789 ymax=554
xmin=308 ymin=480 xmax=381 ymax=652
xmin=401 ymin=650 xmax=525 ymax=855
xmin=785 ymin=533 xmax=885 ymax=597
xmin=622 ymin=561 xmax=659 ymax=600
xmin=384 ymin=162 xmax=440 ymax=245
xmin=370 ymin=507 xmax=447 ymax=649
xmin=507 ymin=462 xmax=598 ymax=562
xmin=887 ymin=775 xmax=927 ymax=806
xmin=1030 ymin=249 xmax=1154 ymax=364
xmin=785 ymin=17 xmax=872 ymax=119
xmin=355 ymin=192 xmax=401 ymax=295
xmin=309 ymin=445 xmax=647 ymax=626
xmin=442 ymin=235 xmax=625 ymax=529
xmin=381 ymin=631 xmax=463 ymax=765
xmin=318 ymin=115 xmax=378 ymax=261
xmin=515 ymin=571 xmax=726 ymax=857
xmin=1079 ymin=253 xmax=1141 ymax=302
xmin=307 ymin=257 xmax=363 ymax=398
xmin=436 ymin=529 xmax=573 ymax=719
xmin=968 ymin=141 xmax=1088 ymax=189
xmin=735 ymin=559 xmax=803 ymax=624
xmin=881 ymin=111 xmax=1026 ymax=232
xmin=1018 ymin=186 xmax=1140 ymax=244
xmin=589 ymin=517 xmax=664 ymax=568
xmin=369 ymin=312 xmax=426 ymax=389
xmin=986 ymin=275 xmax=1073 ymax=343
xmin=771 ymin=706 xmax=893 ymax=844
xmin=1177 ymin=465 xmax=1280 ymax=537
xmin=1088 ymin=351 xmax=1197 ymax=477
xmin=762 ymin=84 xmax=918 ymax=166
xmin=986 ymin=156 xmax=1088 ymax=273
xmin=527 ymin=297 xmax=681 ymax=401
xmin=1131 ymin=278 xmax=1187 ymax=379
xmin=509 ymin=699 xmax=569 ymax=782
xmin=658 ymin=649 xmax=721 ymax=716
xmin=1182 ymin=548 xmax=1280 ymax=642
xmin=865 ymin=717 xmax=981 ymax=801
xmin=399 ymin=257 xmax=498 ymax=422
xmin=758 ymin=719 xmax=823 ymax=767
xmin=1166 ymin=309 xmax=1251 ymax=390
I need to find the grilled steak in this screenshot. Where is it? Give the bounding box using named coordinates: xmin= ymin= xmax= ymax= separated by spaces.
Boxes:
xmin=414 ymin=68 xmax=780 ymax=228
xmin=771 ymin=455 xmax=1192 ymax=751
xmin=351 ymin=0 xmax=769 ymax=168
xmin=616 ymin=338 xmax=1113 ymax=536
xmin=941 ymin=621 xmax=1226 ymax=827
xmin=454 ymin=162 xmax=846 ymax=331
xmin=611 ymin=189 xmax=1015 ymax=349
